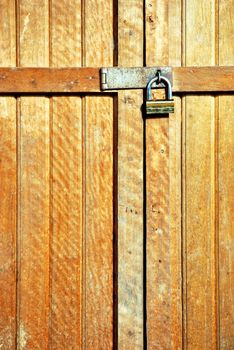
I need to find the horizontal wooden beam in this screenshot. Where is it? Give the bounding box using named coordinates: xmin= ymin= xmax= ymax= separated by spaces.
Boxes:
xmin=173 ymin=66 xmax=234 ymax=92
xmin=0 ymin=68 xmax=100 ymax=93
xmin=0 ymin=66 xmax=233 ymax=93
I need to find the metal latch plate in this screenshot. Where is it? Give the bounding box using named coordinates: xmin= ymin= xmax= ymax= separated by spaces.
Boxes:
xmin=100 ymin=66 xmax=172 ymax=90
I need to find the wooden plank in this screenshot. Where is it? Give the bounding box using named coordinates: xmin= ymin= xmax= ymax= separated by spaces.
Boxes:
xmin=183 ymin=0 xmax=218 ymax=348
xmin=167 ymin=4 xmax=183 ymax=349
xmin=0 ymin=1 xmax=16 ymax=349
xmin=84 ymin=95 xmax=113 ymax=349
xmin=219 ymin=97 xmax=234 ymax=349
xmin=173 ymin=66 xmax=234 ymax=92
xmin=50 ymin=97 xmax=82 ymax=349
xmin=0 ymin=97 xmax=16 ymax=350
xmin=0 ymin=67 xmax=99 ymax=93
xmin=18 ymin=98 xmax=50 ymax=350
xmin=118 ymin=1 xmax=144 ymax=348
xmin=83 ymin=0 xmax=114 ymax=348
xmin=49 ymin=2 xmax=82 ymax=348
xmin=219 ymin=1 xmax=234 ymax=348
xmin=0 ymin=2 xmax=16 ymax=69
xmin=145 ymin=0 xmax=182 ymax=348
xmin=0 ymin=66 xmax=233 ymax=93
xmin=17 ymin=1 xmax=50 ymax=348
xmin=145 ymin=114 xmax=170 ymax=349
xmin=184 ymin=97 xmax=217 ymax=349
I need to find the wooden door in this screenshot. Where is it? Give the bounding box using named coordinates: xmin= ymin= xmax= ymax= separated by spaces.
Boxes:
xmin=0 ymin=1 xmax=233 ymax=349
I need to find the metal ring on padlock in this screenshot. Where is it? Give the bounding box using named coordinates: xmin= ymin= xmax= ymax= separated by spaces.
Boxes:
xmin=146 ymin=75 xmax=173 ymax=101
xmin=156 ymin=70 xmax=161 ymax=84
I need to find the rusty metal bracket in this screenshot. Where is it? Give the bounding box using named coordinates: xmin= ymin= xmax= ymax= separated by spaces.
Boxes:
xmin=100 ymin=66 xmax=172 ymax=90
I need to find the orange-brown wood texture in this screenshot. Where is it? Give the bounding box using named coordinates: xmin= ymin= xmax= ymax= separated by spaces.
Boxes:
xmin=118 ymin=1 xmax=144 ymax=348
xmin=83 ymin=1 xmax=114 ymax=348
xmin=17 ymin=1 xmax=50 ymax=348
xmin=0 ymin=1 xmax=234 ymax=350
xmin=50 ymin=1 xmax=82 ymax=348
xmin=0 ymin=2 xmax=16 ymax=348
xmin=0 ymin=66 xmax=234 ymax=93
xmin=182 ymin=0 xmax=234 ymax=349
xmin=145 ymin=1 xmax=182 ymax=349
xmin=1 ymin=0 xmax=114 ymax=349
xmin=219 ymin=0 xmax=234 ymax=348
xmin=183 ymin=1 xmax=218 ymax=348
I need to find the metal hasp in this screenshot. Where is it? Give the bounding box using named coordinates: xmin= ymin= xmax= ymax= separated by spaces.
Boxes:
xmin=100 ymin=66 xmax=172 ymax=90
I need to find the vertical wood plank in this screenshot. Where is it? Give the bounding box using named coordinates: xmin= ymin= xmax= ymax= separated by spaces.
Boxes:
xmin=84 ymin=95 xmax=113 ymax=349
xmin=18 ymin=97 xmax=50 ymax=349
xmin=0 ymin=97 xmax=16 ymax=350
xmin=219 ymin=1 xmax=234 ymax=348
xmin=17 ymin=1 xmax=50 ymax=348
xmin=118 ymin=1 xmax=144 ymax=348
xmin=83 ymin=0 xmax=114 ymax=348
xmin=145 ymin=0 xmax=182 ymax=348
xmin=218 ymin=97 xmax=234 ymax=349
xmin=145 ymin=113 xmax=170 ymax=349
xmin=50 ymin=1 xmax=82 ymax=348
xmin=0 ymin=2 xmax=16 ymax=349
xmin=183 ymin=1 xmax=217 ymax=348
xmin=184 ymin=96 xmax=217 ymax=349
xmin=50 ymin=96 xmax=82 ymax=348
xmin=0 ymin=1 xmax=16 ymax=68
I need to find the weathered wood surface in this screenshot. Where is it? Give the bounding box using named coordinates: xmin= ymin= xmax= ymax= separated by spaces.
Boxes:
xmin=83 ymin=0 xmax=114 ymax=348
xmin=0 ymin=1 xmax=16 ymax=349
xmin=183 ymin=1 xmax=218 ymax=348
xmin=0 ymin=67 xmax=99 ymax=92
xmin=118 ymin=1 xmax=144 ymax=349
xmin=0 ymin=1 xmax=234 ymax=349
xmin=50 ymin=1 xmax=83 ymax=348
xmin=1 ymin=0 xmax=114 ymax=349
xmin=173 ymin=66 xmax=234 ymax=92
xmin=17 ymin=1 xmax=50 ymax=348
xmin=219 ymin=1 xmax=234 ymax=348
xmin=0 ymin=66 xmax=233 ymax=93
xmin=145 ymin=0 xmax=182 ymax=348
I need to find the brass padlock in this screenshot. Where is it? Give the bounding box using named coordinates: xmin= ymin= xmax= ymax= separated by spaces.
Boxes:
xmin=145 ymin=74 xmax=174 ymax=115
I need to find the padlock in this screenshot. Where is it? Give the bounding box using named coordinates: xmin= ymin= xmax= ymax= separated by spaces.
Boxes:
xmin=145 ymin=74 xmax=174 ymax=115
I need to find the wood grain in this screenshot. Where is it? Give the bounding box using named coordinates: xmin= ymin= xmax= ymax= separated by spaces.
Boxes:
xmin=184 ymin=96 xmax=217 ymax=349
xmin=173 ymin=66 xmax=234 ymax=92
xmin=219 ymin=1 xmax=234 ymax=348
xmin=50 ymin=97 xmax=82 ymax=349
xmin=0 ymin=1 xmax=16 ymax=349
xmin=0 ymin=97 xmax=16 ymax=350
xmin=0 ymin=66 xmax=233 ymax=93
xmin=0 ymin=3 xmax=233 ymax=350
xmin=219 ymin=97 xmax=234 ymax=349
xmin=0 ymin=67 xmax=99 ymax=93
xmin=17 ymin=1 xmax=50 ymax=348
xmin=83 ymin=0 xmax=114 ymax=348
xmin=49 ymin=2 xmax=82 ymax=348
xmin=118 ymin=1 xmax=144 ymax=348
xmin=49 ymin=1 xmax=82 ymax=348
xmin=183 ymin=1 xmax=217 ymax=348
xmin=145 ymin=114 xmax=170 ymax=349
xmin=84 ymin=95 xmax=113 ymax=349
xmin=0 ymin=1 xmax=16 ymax=67
xmin=168 ymin=3 xmax=183 ymax=348
xmin=145 ymin=0 xmax=182 ymax=348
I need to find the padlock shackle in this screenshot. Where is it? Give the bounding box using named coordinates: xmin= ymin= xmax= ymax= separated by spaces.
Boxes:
xmin=146 ymin=75 xmax=173 ymax=100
